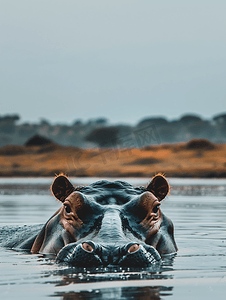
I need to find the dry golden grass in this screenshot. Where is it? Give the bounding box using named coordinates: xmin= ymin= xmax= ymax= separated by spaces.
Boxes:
xmin=0 ymin=140 xmax=226 ymax=177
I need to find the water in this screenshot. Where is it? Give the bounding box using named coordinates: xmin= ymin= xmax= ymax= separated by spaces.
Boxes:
xmin=0 ymin=177 xmax=226 ymax=300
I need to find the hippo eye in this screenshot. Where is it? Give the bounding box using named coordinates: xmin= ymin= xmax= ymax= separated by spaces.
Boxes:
xmin=153 ymin=205 xmax=159 ymax=214
xmin=82 ymin=243 xmax=93 ymax=252
xmin=128 ymin=244 xmax=140 ymax=253
xmin=64 ymin=204 xmax=71 ymax=214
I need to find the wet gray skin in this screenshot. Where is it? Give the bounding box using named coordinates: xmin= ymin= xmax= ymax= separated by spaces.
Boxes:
xmin=56 ymin=206 xmax=162 ymax=267
xmin=1 ymin=175 xmax=177 ymax=267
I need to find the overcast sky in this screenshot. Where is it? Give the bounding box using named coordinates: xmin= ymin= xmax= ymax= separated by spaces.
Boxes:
xmin=0 ymin=0 xmax=225 ymax=124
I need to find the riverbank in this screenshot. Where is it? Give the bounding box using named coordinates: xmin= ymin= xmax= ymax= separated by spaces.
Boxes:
xmin=0 ymin=139 xmax=225 ymax=178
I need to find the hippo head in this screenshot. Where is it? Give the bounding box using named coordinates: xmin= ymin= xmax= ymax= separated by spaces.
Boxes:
xmin=31 ymin=175 xmax=177 ymax=267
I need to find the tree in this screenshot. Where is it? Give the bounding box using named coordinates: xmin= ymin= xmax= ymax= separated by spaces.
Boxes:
xmin=95 ymin=118 xmax=108 ymax=125
xmin=0 ymin=114 xmax=20 ymax=123
xmin=25 ymin=134 xmax=53 ymax=146
xmin=85 ymin=127 xmax=119 ymax=147
xmin=137 ymin=117 xmax=168 ymax=128
xmin=179 ymin=114 xmax=202 ymax=124
xmin=0 ymin=114 xmax=20 ymax=134
xmin=213 ymin=113 xmax=226 ymax=124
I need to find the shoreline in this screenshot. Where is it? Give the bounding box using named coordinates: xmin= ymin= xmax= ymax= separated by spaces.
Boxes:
xmin=0 ymin=140 xmax=226 ymax=178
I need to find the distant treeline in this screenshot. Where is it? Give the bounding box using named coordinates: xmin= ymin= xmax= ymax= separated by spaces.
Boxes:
xmin=0 ymin=113 xmax=226 ymax=148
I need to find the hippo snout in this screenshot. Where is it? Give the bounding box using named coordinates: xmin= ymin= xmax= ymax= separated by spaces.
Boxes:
xmin=56 ymin=241 xmax=162 ymax=267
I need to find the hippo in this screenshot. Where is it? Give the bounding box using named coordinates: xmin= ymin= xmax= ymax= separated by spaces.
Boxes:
xmin=1 ymin=174 xmax=177 ymax=267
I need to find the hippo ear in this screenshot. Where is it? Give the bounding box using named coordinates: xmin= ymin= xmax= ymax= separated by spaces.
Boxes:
xmin=51 ymin=175 xmax=75 ymax=202
xmin=146 ymin=175 xmax=169 ymax=201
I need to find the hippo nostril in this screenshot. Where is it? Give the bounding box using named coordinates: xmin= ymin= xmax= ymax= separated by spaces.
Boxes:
xmin=57 ymin=242 xmax=103 ymax=267
xmin=118 ymin=244 xmax=162 ymax=267
xmin=128 ymin=244 xmax=140 ymax=253
xmin=82 ymin=242 xmax=93 ymax=252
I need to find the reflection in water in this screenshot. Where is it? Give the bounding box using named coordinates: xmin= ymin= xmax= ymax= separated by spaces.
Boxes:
xmin=53 ymin=286 xmax=173 ymax=300
xmin=41 ymin=261 xmax=175 ymax=286
xmin=55 ymin=268 xmax=173 ymax=286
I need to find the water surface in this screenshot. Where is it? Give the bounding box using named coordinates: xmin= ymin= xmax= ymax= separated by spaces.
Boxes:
xmin=0 ymin=178 xmax=226 ymax=299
